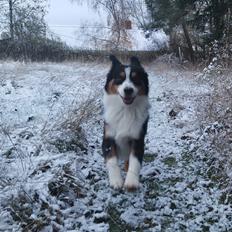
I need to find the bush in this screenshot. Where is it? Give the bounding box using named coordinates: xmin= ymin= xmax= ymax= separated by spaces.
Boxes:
xmin=0 ymin=37 xmax=71 ymax=61
xmin=197 ymin=67 xmax=232 ymax=189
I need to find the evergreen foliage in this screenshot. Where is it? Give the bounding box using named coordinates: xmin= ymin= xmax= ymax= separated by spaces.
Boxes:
xmin=145 ymin=0 xmax=232 ymax=62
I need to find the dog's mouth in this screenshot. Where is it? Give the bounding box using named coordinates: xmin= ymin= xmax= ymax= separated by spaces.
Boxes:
xmin=120 ymin=95 xmax=135 ymax=105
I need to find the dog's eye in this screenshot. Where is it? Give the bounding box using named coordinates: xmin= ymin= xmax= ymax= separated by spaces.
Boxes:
xmin=120 ymin=72 xmax=125 ymax=77
xmin=131 ymin=74 xmax=141 ymax=85
xmin=114 ymin=78 xmax=124 ymax=85
xmin=114 ymin=72 xmax=125 ymax=85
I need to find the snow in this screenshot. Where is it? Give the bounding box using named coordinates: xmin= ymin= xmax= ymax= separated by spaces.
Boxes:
xmin=0 ymin=59 xmax=232 ymax=231
xmin=128 ymin=28 xmax=169 ymax=51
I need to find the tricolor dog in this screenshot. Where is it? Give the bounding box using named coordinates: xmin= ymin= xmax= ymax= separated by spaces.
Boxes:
xmin=102 ymin=55 xmax=149 ymax=191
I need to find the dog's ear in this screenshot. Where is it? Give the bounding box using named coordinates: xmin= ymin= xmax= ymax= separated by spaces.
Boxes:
xmin=109 ymin=55 xmax=121 ymax=66
xmin=130 ymin=56 xmax=141 ymax=67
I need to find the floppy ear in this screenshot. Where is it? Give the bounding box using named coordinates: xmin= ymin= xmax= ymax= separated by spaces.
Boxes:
xmin=130 ymin=56 xmax=141 ymax=67
xmin=109 ymin=55 xmax=121 ymax=66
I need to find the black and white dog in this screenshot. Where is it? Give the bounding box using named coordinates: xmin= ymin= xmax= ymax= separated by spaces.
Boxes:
xmin=102 ymin=55 xmax=149 ymax=191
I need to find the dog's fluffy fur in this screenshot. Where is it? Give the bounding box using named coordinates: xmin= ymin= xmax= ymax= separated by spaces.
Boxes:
xmin=102 ymin=55 xmax=149 ymax=191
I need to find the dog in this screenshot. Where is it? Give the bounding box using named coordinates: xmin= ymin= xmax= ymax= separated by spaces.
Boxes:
xmin=102 ymin=55 xmax=149 ymax=191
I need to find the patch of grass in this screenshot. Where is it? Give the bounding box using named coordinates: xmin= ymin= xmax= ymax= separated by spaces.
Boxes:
xmin=143 ymin=153 xmax=157 ymax=163
xmin=48 ymin=165 xmax=86 ymax=203
xmin=9 ymin=193 xmax=51 ymax=232
xmin=162 ymin=156 xmax=177 ymax=167
xmin=160 ymin=217 xmax=174 ymax=231
xmin=145 ymin=181 xmax=160 ymax=198
xmin=107 ymin=205 xmax=132 ymax=232
xmin=161 ymin=177 xmax=184 ymax=188
xmin=2 ymin=147 xmax=15 ymax=159
xmin=49 ymin=136 xmax=87 ymax=153
xmin=106 ymin=205 xmax=146 ymax=232
xmin=219 ymin=191 xmax=232 ymax=204
xmin=7 ymin=163 xmax=87 ymax=231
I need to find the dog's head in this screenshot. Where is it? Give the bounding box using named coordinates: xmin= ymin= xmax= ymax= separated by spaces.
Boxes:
xmin=105 ymin=55 xmax=149 ymax=105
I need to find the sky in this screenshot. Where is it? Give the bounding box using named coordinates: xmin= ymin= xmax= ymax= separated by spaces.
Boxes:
xmin=46 ymin=0 xmax=106 ymax=47
xmin=45 ymin=0 xmax=168 ymax=50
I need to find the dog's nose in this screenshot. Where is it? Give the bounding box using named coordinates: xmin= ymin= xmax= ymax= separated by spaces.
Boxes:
xmin=124 ymin=87 xmax=134 ymax=96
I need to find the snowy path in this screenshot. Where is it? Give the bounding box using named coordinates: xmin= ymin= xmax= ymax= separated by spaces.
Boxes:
xmin=0 ymin=61 xmax=232 ymax=231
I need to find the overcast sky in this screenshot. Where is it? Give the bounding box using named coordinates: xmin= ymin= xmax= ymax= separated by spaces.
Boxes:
xmin=46 ymin=0 xmax=106 ymax=46
xmin=45 ymin=0 xmax=166 ymax=50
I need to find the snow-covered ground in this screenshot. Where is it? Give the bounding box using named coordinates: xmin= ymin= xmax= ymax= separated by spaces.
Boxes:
xmin=0 ymin=60 xmax=232 ymax=231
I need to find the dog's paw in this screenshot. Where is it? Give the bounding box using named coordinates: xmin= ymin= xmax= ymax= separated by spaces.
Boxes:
xmin=124 ymin=173 xmax=140 ymax=192
xmin=109 ymin=175 xmax=123 ymax=189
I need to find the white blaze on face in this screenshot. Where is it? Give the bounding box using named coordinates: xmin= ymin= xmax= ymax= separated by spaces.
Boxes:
xmin=117 ymin=67 xmax=138 ymax=98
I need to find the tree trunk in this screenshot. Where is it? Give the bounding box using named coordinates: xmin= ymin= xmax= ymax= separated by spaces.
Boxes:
xmin=9 ymin=0 xmax=14 ymax=40
xmin=182 ymin=21 xmax=194 ymax=63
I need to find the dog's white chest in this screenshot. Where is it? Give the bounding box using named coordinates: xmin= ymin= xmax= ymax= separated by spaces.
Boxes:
xmin=103 ymin=94 xmax=149 ymax=140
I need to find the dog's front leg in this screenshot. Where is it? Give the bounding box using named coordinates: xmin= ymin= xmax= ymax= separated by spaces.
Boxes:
xmin=124 ymin=139 xmax=144 ymax=191
xmin=102 ymin=137 xmax=123 ymax=189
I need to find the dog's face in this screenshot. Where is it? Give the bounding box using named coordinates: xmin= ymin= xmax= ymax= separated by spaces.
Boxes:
xmin=105 ymin=55 xmax=149 ymax=105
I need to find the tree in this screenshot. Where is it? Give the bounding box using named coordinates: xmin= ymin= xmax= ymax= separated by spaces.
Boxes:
xmin=126 ymin=0 xmax=149 ymax=29
xmin=0 ymin=0 xmax=48 ymax=60
xmin=9 ymin=0 xmax=13 ymax=39
xmin=145 ymin=0 xmax=232 ymax=61
xmin=145 ymin=0 xmax=196 ymax=62
xmin=72 ymin=0 xmax=136 ymax=49
xmin=0 ymin=0 xmax=46 ymax=41
xmin=193 ymin=0 xmax=231 ymax=41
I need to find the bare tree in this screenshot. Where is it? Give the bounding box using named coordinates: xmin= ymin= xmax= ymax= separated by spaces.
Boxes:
xmin=9 ymin=0 xmax=13 ymax=39
xmin=0 ymin=0 xmax=46 ymax=40
xmin=72 ymin=0 xmax=133 ymax=50
xmin=126 ymin=0 xmax=148 ymax=29
xmin=0 ymin=0 xmax=48 ymax=60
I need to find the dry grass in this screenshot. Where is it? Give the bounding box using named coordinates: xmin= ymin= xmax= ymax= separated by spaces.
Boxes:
xmin=197 ymin=68 xmax=232 ymax=189
xmin=198 ymin=69 xmax=232 ymax=150
xmin=60 ymin=97 xmax=101 ymax=132
xmin=42 ymin=96 xmax=101 ymax=153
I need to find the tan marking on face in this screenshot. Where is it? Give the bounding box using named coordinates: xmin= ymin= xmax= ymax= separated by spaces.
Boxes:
xmin=138 ymin=85 xmax=146 ymax=95
xmin=130 ymin=72 xmax=146 ymax=96
xmin=131 ymin=72 xmax=136 ymax=77
xmin=120 ymin=71 xmax=125 ymax=77
xmin=131 ymin=72 xmax=140 ymax=84
xmin=107 ymin=79 xmax=118 ymax=94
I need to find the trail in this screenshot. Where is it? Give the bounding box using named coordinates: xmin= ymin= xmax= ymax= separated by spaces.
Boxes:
xmin=80 ymin=61 xmax=231 ymax=231
xmin=0 ymin=60 xmax=231 ymax=231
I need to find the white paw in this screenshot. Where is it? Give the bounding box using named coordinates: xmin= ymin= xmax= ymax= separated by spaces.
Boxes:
xmin=106 ymin=156 xmax=123 ymax=189
xmin=124 ymin=173 xmax=140 ymax=191
xmin=109 ymin=175 xmax=123 ymax=189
